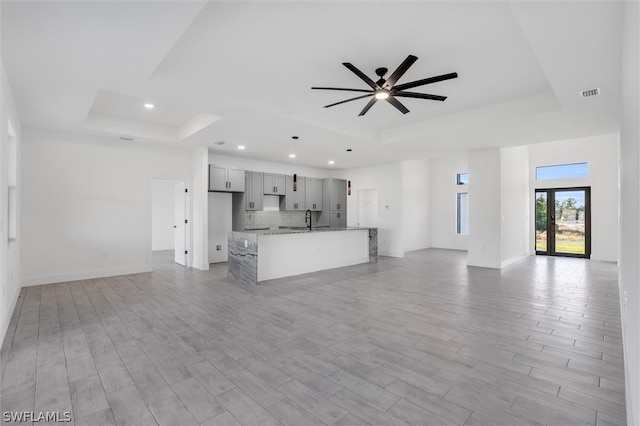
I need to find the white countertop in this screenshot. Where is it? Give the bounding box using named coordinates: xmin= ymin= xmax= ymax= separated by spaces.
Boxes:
xmin=237 ymin=226 xmax=374 ymax=236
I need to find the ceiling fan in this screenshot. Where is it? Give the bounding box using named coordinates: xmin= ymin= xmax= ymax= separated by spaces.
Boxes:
xmin=312 ymin=55 xmax=457 ymax=116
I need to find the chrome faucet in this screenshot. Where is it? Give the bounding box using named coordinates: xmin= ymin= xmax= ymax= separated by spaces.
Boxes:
xmin=305 ymin=209 xmax=312 ymax=231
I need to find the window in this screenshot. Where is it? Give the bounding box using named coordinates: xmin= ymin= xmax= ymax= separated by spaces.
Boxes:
xmin=8 ymin=120 xmax=17 ymax=244
xmin=456 ymin=173 xmax=469 ymax=185
xmin=535 ymin=162 xmax=588 ymax=180
xmin=457 ymin=193 xmax=468 ymax=235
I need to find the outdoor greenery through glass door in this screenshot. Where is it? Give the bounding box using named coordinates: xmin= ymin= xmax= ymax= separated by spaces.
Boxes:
xmin=536 ymin=188 xmax=590 ymax=257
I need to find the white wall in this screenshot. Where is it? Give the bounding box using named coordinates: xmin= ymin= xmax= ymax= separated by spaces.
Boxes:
xmin=151 ymin=180 xmax=176 ymax=251
xmin=208 ymin=153 xmax=329 ymax=179
xmin=430 ymin=154 xmax=468 ymax=250
xmin=402 ymin=158 xmax=431 ymax=252
xmin=337 ymin=162 xmax=404 ymax=257
xmin=0 ymin=57 xmax=22 ymax=344
xmin=21 ymin=128 xmax=192 ymax=285
xmin=467 ymin=149 xmax=502 ymax=268
xmin=191 ymin=146 xmax=209 ymax=270
xmin=619 ymin=1 xmax=639 ymax=423
xmin=500 ymin=145 xmax=530 ymax=266
xmin=529 ymin=133 xmax=619 ymax=262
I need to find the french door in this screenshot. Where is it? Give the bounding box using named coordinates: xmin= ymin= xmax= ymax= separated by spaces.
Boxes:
xmin=535 ymin=187 xmax=591 ymax=258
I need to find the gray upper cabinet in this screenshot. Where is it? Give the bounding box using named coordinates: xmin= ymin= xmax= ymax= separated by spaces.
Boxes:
xmin=263 ymin=173 xmax=286 ymax=195
xmin=209 ymin=165 xmax=245 ymax=192
xmin=245 ymin=171 xmax=264 ymax=211
xmin=330 ymin=179 xmax=347 ymax=210
xmin=318 ymin=178 xmax=347 ymax=227
xmin=305 ymin=177 xmax=323 ymax=211
xmin=285 ymin=175 xmax=306 ymax=211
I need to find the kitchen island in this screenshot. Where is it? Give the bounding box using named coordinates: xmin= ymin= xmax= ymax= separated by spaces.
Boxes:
xmin=228 ymin=227 xmax=377 ymax=284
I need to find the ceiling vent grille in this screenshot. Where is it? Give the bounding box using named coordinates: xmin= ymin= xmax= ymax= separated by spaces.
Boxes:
xmin=580 ymin=88 xmax=601 ymax=98
xmin=214 ymin=141 xmax=225 ymax=146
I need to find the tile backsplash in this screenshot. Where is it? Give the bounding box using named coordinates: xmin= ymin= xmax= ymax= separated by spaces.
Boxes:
xmin=244 ymin=210 xmax=320 ymax=230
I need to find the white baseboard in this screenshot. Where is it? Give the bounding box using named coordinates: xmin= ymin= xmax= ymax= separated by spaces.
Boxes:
xmin=379 ymin=250 xmax=405 ymax=258
xmin=21 ymin=265 xmax=152 ymax=287
xmin=501 ymin=252 xmax=531 ymax=268
xmin=192 ymin=261 xmax=210 ymax=271
xmin=0 ymin=284 xmax=22 ymax=347
xmin=403 ymin=244 xmax=431 ymax=252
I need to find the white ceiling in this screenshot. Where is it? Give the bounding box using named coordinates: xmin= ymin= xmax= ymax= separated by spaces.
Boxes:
xmin=2 ymin=1 xmax=624 ymax=170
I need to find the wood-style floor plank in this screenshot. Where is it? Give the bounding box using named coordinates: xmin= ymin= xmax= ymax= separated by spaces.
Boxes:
xmin=0 ymin=249 xmax=627 ymax=425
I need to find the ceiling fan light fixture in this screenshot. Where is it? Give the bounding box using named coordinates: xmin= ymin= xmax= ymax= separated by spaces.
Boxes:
xmin=374 ymin=91 xmax=389 ymax=100
xmin=312 ymin=55 xmax=457 ymax=116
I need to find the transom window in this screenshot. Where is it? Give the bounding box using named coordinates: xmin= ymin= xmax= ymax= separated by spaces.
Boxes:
xmin=456 ymin=173 xmax=468 ymax=185
xmin=536 ymin=162 xmax=589 ymax=180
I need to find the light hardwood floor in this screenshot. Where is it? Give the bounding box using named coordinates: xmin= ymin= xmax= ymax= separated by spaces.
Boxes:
xmin=1 ymin=249 xmax=626 ymax=425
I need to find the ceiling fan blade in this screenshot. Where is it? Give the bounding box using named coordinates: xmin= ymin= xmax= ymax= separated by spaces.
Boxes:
xmin=394 ymin=91 xmax=447 ymax=101
xmin=386 ymin=96 xmax=410 ymax=114
xmin=393 ymin=72 xmax=458 ymax=92
xmin=384 ymin=55 xmax=418 ymax=89
xmin=358 ymin=97 xmax=378 ymax=116
xmin=312 ymin=87 xmax=373 ymax=94
xmin=324 ymin=94 xmax=373 ymax=108
xmin=343 ymin=62 xmax=380 ymax=90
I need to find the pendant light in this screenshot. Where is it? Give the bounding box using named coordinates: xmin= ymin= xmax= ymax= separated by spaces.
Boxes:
xmin=346 ymin=149 xmax=352 ymax=196
xmin=292 ymin=136 xmax=298 ymax=191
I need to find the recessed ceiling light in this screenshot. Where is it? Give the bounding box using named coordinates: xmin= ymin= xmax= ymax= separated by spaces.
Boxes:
xmin=144 ymin=103 xmax=155 ymax=109
xmin=237 ymin=145 xmax=246 ymax=150
xmin=328 ymin=160 xmax=335 ymax=165
xmin=289 ymin=154 xmax=296 ymax=158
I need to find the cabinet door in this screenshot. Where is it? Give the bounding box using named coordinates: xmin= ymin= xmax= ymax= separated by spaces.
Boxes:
xmin=228 ymin=167 xmax=245 ymax=192
xmin=305 ymin=178 xmax=323 ymax=211
xmin=209 ymin=165 xmax=228 ymax=191
xmin=263 ymin=173 xmax=286 ymax=195
xmin=263 ymin=174 xmax=274 ymax=195
xmin=330 ymin=211 xmax=347 ymax=228
xmin=273 ymin=174 xmax=286 ymax=195
xmin=332 ymin=179 xmax=347 ymax=210
xmin=285 ymin=175 xmax=306 ymax=210
xmin=250 ymin=172 xmax=263 ymax=210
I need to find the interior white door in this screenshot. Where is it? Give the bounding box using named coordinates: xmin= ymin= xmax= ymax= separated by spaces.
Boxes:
xmin=357 ymin=189 xmax=379 ymax=227
xmin=174 ymin=182 xmax=187 ymax=265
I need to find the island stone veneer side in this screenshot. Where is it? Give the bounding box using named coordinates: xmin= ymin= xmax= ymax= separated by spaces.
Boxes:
xmin=228 ymin=232 xmax=258 ymax=284
xmin=228 ymin=228 xmax=377 ymax=285
xmin=368 ymin=228 xmax=378 ymax=263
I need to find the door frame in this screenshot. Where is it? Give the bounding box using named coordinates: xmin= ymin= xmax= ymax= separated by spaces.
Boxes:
xmin=535 ymin=186 xmax=591 ymax=259
xmin=150 ymin=178 xmax=191 ymax=268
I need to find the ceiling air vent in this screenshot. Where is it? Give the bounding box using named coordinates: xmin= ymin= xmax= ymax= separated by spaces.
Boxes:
xmin=214 ymin=141 xmax=225 ymax=146
xmin=580 ymin=88 xmax=601 ymax=98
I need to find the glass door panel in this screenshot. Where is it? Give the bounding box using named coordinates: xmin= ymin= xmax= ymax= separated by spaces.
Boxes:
xmin=535 ymin=187 xmax=590 ymax=259
xmin=553 ymin=190 xmax=586 ymax=255
xmin=535 ymin=191 xmax=548 ymax=252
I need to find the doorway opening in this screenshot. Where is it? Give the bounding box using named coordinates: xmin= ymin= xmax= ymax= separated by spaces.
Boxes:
xmin=151 ymin=179 xmax=188 ymax=269
xmin=535 ymin=187 xmax=591 ymax=258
